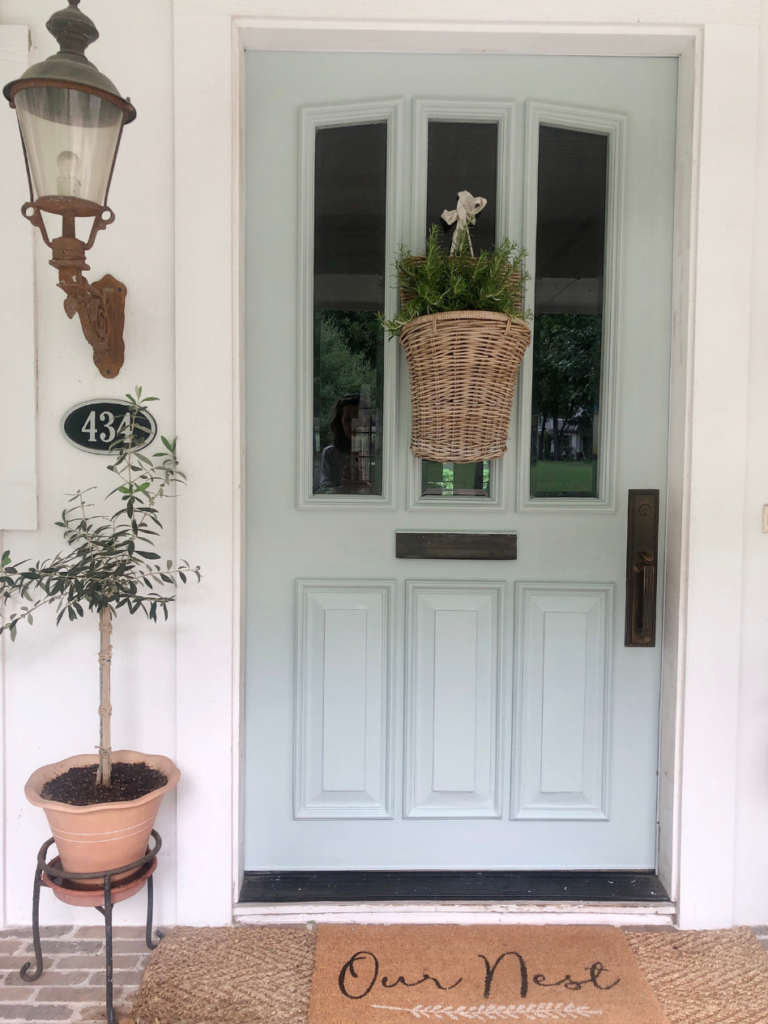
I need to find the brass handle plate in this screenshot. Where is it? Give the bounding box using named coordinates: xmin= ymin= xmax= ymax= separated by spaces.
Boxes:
xmin=625 ymin=490 xmax=660 ymax=647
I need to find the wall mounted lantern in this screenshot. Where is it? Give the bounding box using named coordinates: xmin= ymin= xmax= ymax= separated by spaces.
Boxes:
xmin=3 ymin=0 xmax=136 ymax=378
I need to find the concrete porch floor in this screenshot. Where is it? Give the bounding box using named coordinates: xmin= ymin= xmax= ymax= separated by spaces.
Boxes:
xmin=1 ymin=924 xmax=767 ymax=1023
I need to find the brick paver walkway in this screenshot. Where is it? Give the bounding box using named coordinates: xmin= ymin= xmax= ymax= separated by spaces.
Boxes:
xmin=0 ymin=926 xmax=156 ymax=1022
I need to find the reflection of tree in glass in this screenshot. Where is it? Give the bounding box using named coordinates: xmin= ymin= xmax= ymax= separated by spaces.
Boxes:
xmin=314 ymin=311 xmax=380 ymax=450
xmin=532 ymin=314 xmax=601 ymax=462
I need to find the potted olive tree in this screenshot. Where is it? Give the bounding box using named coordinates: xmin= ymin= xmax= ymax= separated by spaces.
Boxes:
xmin=384 ymin=193 xmax=531 ymax=464
xmin=0 ymin=388 xmax=199 ymax=877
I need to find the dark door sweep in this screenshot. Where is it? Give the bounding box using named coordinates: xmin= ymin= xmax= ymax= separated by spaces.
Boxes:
xmin=239 ymin=870 xmax=670 ymax=903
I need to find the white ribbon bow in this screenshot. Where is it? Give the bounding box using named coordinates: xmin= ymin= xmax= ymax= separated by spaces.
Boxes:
xmin=441 ymin=190 xmax=488 ymax=255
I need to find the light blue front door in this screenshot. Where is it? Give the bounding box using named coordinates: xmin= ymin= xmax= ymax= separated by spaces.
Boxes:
xmin=244 ymin=52 xmax=677 ymax=870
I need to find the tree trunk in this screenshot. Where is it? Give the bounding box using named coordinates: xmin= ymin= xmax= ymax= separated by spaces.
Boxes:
xmin=96 ymin=606 xmax=113 ymax=786
xmin=557 ymin=415 xmax=573 ymax=460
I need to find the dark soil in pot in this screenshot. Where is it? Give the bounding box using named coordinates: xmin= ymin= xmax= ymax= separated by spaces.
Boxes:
xmin=41 ymin=762 xmax=168 ymax=806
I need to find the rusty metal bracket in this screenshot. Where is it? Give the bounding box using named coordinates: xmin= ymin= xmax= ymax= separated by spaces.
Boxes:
xmin=625 ymin=489 xmax=660 ymax=647
xmin=21 ymin=200 xmax=126 ymax=378
xmin=59 ymin=272 xmax=126 ymax=380
xmin=49 ymin=230 xmax=126 ymax=379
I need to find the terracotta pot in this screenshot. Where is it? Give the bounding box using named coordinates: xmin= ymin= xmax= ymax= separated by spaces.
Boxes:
xmin=25 ymin=750 xmax=179 ymax=875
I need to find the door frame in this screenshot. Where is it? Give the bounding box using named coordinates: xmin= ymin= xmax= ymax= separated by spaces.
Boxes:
xmin=173 ymin=6 xmax=758 ymax=930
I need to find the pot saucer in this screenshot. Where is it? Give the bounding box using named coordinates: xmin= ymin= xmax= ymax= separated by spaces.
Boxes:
xmin=43 ymin=855 xmax=157 ymax=907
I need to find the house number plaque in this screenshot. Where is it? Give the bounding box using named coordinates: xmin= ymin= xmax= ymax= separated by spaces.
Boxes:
xmin=62 ymin=400 xmax=157 ymax=456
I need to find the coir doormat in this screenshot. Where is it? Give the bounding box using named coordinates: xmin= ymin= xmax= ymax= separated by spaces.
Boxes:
xmin=130 ymin=924 xmax=768 ymax=1024
xmin=308 ymin=925 xmax=667 ymax=1023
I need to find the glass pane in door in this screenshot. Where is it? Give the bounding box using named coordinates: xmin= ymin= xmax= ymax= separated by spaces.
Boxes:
xmin=426 ymin=121 xmax=498 ymax=251
xmin=420 ymin=120 xmax=498 ymax=498
xmin=313 ymin=122 xmax=387 ymax=495
xmin=530 ymin=125 xmax=608 ymax=499
xmin=421 ymin=460 xmax=491 ymax=497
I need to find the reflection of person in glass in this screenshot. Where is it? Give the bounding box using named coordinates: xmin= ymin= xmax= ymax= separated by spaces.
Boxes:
xmin=320 ymin=393 xmax=373 ymax=494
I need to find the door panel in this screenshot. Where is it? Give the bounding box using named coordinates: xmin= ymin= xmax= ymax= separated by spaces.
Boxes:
xmin=295 ymin=581 xmax=394 ymax=819
xmin=513 ymin=583 xmax=612 ymax=820
xmin=244 ymin=52 xmax=677 ymax=870
xmin=405 ymin=582 xmax=503 ymax=819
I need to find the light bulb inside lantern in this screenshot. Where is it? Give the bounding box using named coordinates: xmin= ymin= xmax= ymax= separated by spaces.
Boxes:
xmin=56 ymin=150 xmax=82 ymax=198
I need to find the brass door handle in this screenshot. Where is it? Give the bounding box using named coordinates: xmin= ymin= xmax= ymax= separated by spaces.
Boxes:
xmin=634 ymin=551 xmax=656 ymax=645
xmin=625 ymin=492 xmax=660 ymax=647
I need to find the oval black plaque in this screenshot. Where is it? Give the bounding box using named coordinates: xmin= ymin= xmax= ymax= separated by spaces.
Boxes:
xmin=62 ymin=400 xmax=157 ymax=455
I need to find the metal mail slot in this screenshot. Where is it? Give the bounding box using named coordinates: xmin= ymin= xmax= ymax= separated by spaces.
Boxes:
xmin=396 ymin=533 xmax=517 ymax=560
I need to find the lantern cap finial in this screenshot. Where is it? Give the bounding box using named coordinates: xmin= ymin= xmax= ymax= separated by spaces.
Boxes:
xmin=2 ymin=1 xmax=136 ymax=123
xmin=45 ymin=1 xmax=99 ymax=61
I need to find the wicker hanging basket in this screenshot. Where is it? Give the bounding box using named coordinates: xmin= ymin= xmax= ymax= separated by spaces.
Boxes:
xmin=399 ymin=310 xmax=531 ymax=463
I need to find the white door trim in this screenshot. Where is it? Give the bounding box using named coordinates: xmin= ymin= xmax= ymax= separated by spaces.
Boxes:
xmin=173 ymin=10 xmax=758 ymax=930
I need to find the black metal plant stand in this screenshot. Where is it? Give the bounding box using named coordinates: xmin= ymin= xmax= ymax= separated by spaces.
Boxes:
xmin=21 ymin=830 xmax=162 ymax=1024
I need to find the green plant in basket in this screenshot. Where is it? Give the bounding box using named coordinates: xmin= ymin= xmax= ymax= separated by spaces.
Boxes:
xmin=382 ymin=224 xmax=531 ymax=335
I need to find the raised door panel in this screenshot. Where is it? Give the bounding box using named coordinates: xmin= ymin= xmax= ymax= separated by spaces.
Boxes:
xmin=513 ymin=583 xmax=613 ymax=820
xmin=405 ymin=582 xmax=504 ymax=818
xmin=295 ymin=581 xmax=394 ymax=818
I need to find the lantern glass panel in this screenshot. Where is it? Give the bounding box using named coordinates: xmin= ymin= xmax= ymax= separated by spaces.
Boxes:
xmin=15 ymin=86 xmax=123 ymax=206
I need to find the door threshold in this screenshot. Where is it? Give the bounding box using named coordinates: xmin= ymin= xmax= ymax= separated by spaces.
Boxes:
xmin=234 ymin=900 xmax=676 ymax=927
xmin=236 ymin=871 xmax=674 ymax=925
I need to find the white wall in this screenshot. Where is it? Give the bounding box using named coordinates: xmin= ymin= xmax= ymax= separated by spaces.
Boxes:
xmin=2 ymin=0 xmax=768 ymax=929
xmin=0 ymin=0 xmax=177 ymax=925
xmin=0 ymin=25 xmax=36 ymax=533
xmin=733 ymin=0 xmax=768 ymax=927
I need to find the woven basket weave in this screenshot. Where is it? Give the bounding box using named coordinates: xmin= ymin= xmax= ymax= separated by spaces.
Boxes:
xmin=399 ymin=310 xmax=531 ymax=463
